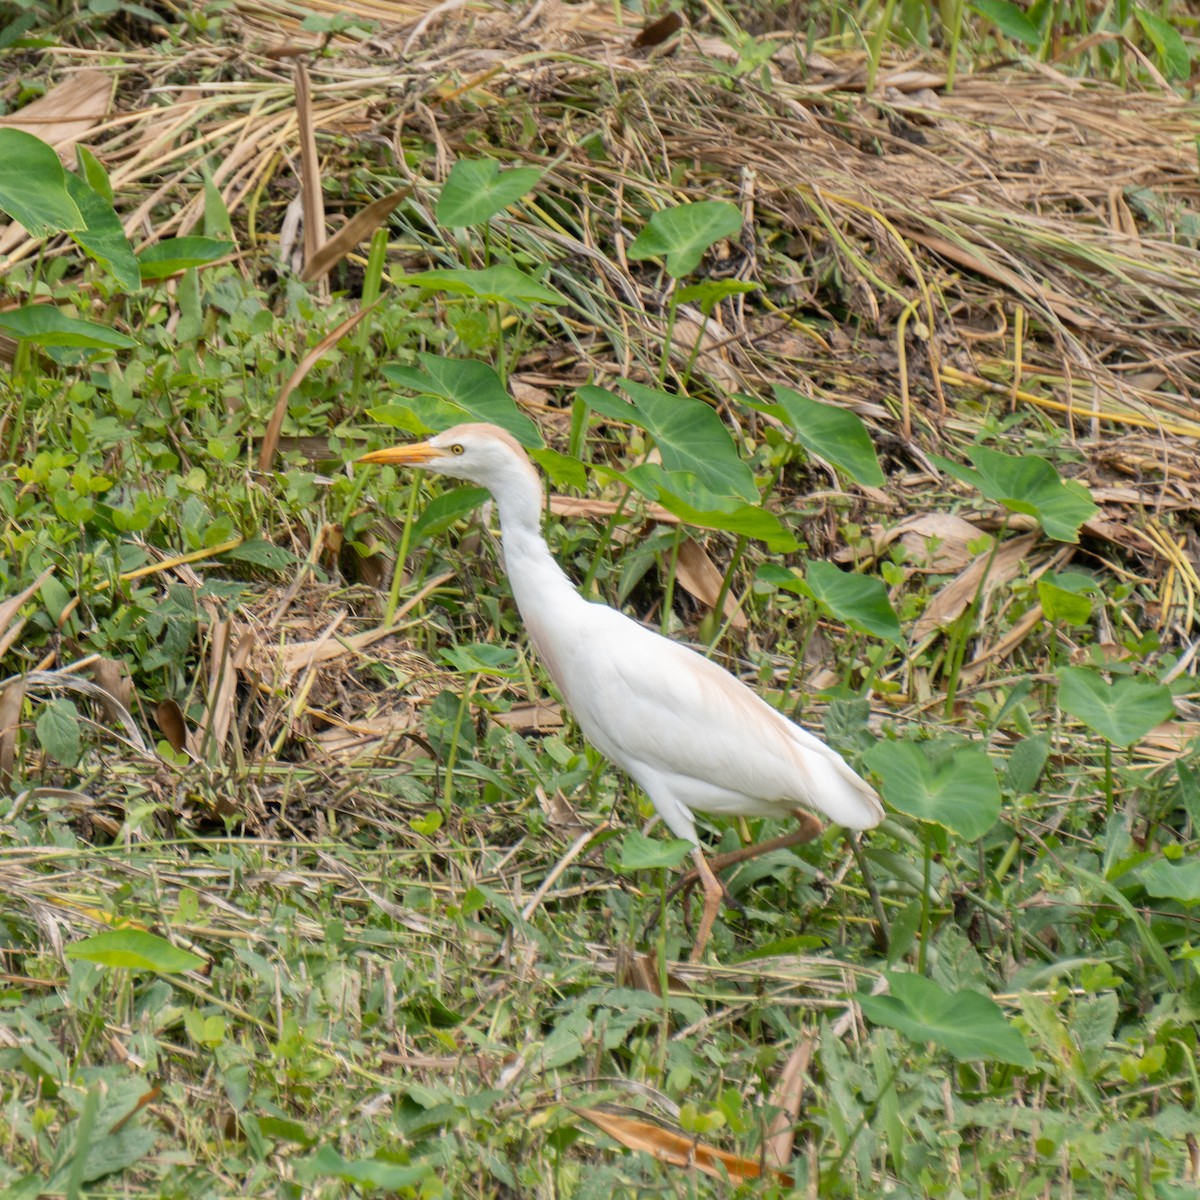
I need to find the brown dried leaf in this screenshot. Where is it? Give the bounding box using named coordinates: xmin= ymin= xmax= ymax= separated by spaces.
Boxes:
xmin=0 ymin=70 xmax=112 ymax=153
xmin=631 ymin=11 xmax=683 ymax=50
xmin=301 ymin=188 xmax=409 ymax=283
xmin=154 ymin=699 xmax=189 ymax=755
xmin=491 ymin=700 xmax=564 ymax=731
xmin=549 ymin=494 xmax=679 ymax=525
xmin=196 ymin=621 xmax=237 ymax=759
xmin=293 ymin=62 xmax=324 ymax=270
xmin=90 ymin=658 xmax=133 ymax=727
xmin=571 ymin=1106 xmax=792 ymax=1186
xmin=0 ymin=679 xmax=27 ymax=791
xmin=675 ymin=538 xmax=748 ymax=629
xmin=913 ymin=532 xmax=1039 ymax=642
xmin=765 ymin=1036 xmax=814 ymax=1169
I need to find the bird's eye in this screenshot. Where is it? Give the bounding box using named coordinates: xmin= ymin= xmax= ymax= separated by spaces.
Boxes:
xmin=451 ymin=444 xmax=465 ymax=455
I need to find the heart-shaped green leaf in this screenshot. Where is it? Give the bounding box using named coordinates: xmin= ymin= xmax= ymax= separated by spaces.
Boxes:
xmin=401 ymin=265 xmax=564 ymax=310
xmin=1057 ymin=666 xmax=1174 ymax=747
xmin=763 ymin=386 xmax=884 ymax=487
xmin=1137 ymin=858 xmax=1200 ymax=905
xmin=66 ymin=930 xmax=207 ymax=973
xmin=758 ymin=561 xmax=901 ymax=645
xmin=858 ymin=972 xmax=1034 ymax=1067
xmin=580 ymin=381 xmax=758 ymax=502
xmin=676 ymin=278 xmax=759 ymax=316
xmin=435 ymin=158 xmax=543 ymax=228
xmin=379 ymin=355 xmax=543 ymax=446
xmin=0 ymin=128 xmax=83 ymax=237
xmin=410 ymin=485 xmax=491 ymax=545
xmin=627 ymin=200 xmax=742 ymax=278
xmin=36 ymin=697 xmax=81 ymax=766
xmin=617 ymin=828 xmax=694 ymax=871
xmin=933 ymin=446 xmax=1098 ymax=543
xmin=863 ymin=739 xmax=1000 ymax=840
xmin=619 ymin=464 xmax=797 ymax=551
xmin=1135 ymin=8 xmax=1190 ymax=79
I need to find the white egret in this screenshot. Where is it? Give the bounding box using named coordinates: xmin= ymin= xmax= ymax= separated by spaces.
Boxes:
xmin=358 ymin=422 xmax=883 ymax=961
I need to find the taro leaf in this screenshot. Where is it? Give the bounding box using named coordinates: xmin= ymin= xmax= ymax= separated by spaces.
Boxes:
xmin=580 ymin=381 xmax=757 ymax=502
xmin=675 ymin=278 xmax=759 ymax=316
xmin=765 ymin=385 xmax=884 ymax=487
xmin=1036 ymin=573 xmax=1093 ymax=625
xmin=619 ymin=464 xmax=797 ymax=551
xmin=401 ymin=264 xmax=564 ymax=310
xmin=618 ymin=828 xmax=694 ymax=871
xmin=0 ymin=128 xmax=84 ymax=236
xmin=36 ymin=697 xmax=81 ymax=766
xmin=971 ymin=0 xmax=1041 ymax=46
xmin=803 ymin=559 xmax=901 ymax=644
xmin=858 ymin=971 xmax=1034 ymax=1067
xmin=410 ymin=485 xmax=490 ymax=545
xmin=0 ymin=305 xmax=136 ymax=351
xmin=1135 ymin=8 xmax=1190 ymax=79
xmin=301 ymin=1145 xmax=434 ymax=1190
xmin=440 ymin=643 xmax=520 ymax=675
xmin=627 ymin=200 xmax=742 ymax=278
xmin=379 ymin=354 xmax=543 ymax=446
xmin=138 ymin=237 xmax=234 ymax=280
xmin=1057 ymin=666 xmax=1175 ymax=747
xmin=65 ymin=171 xmax=140 ymax=291
xmin=1137 ymin=858 xmax=1200 ymax=905
xmin=863 ymin=739 xmax=1001 ymax=840
xmin=223 ymin=538 xmax=301 ymax=570
xmin=1005 ymin=732 xmax=1050 ymax=794
xmin=436 ymin=158 xmax=543 ymax=228
xmin=66 ymin=930 xmax=206 ymax=973
xmin=759 ymin=561 xmax=902 ymax=645
xmin=933 ymin=446 xmax=1098 ymax=543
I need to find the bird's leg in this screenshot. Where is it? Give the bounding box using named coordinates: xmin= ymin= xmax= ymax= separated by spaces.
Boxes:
xmin=665 ymin=809 xmax=824 ymax=912
xmin=688 ymin=848 xmax=725 ymax=964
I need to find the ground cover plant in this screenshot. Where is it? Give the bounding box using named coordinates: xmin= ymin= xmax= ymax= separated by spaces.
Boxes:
xmin=1 ymin=0 xmax=1199 ymax=1194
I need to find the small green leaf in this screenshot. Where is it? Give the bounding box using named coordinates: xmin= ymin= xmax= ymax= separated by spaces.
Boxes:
xmin=864 ymin=739 xmax=1001 ymax=840
xmin=1037 ymin=576 xmax=1092 ymax=625
xmin=1057 ymin=667 xmax=1174 ymax=747
xmin=764 ymin=386 xmax=885 ymax=487
xmin=0 ymin=128 xmax=84 ymax=236
xmin=36 ymin=697 xmax=81 ymax=766
xmin=618 ymin=828 xmax=694 ymax=871
xmin=0 ymin=305 xmax=137 ymax=351
xmin=675 ymin=278 xmax=759 ymax=316
xmin=1137 ymin=858 xmax=1200 ymax=905
xmin=1135 ymin=8 xmax=1190 ymax=79
xmin=303 ymin=1145 xmax=434 ymax=1189
xmin=802 ymin=559 xmax=902 ymax=645
xmin=440 ymin=643 xmax=520 ymax=675
xmin=971 ymin=0 xmax=1041 ymax=47
xmin=581 ymin=381 xmax=758 ymax=502
xmin=66 ymin=930 xmax=207 ymax=973
xmin=627 ymin=200 xmax=742 ymax=278
xmin=137 ymin=237 xmax=234 ymax=280
xmin=380 ymin=354 xmax=543 ymax=446
xmin=934 ymin=446 xmax=1098 ymax=543
xmin=858 ymin=972 xmax=1034 ymax=1067
xmin=436 ymin=158 xmax=543 ymax=228
xmin=223 ymin=538 xmax=300 ymax=569
xmin=1005 ymin=733 xmax=1049 ymax=794
xmin=401 ymin=264 xmax=564 ymax=310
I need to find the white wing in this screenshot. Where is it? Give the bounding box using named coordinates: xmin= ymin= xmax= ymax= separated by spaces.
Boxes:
xmin=532 ymin=600 xmax=883 ymax=838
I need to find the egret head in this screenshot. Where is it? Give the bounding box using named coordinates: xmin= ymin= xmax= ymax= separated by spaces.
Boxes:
xmin=357 ymin=422 xmax=543 ymax=519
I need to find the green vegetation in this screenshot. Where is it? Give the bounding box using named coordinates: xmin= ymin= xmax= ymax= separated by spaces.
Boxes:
xmin=1 ymin=0 xmax=1198 ymax=1194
